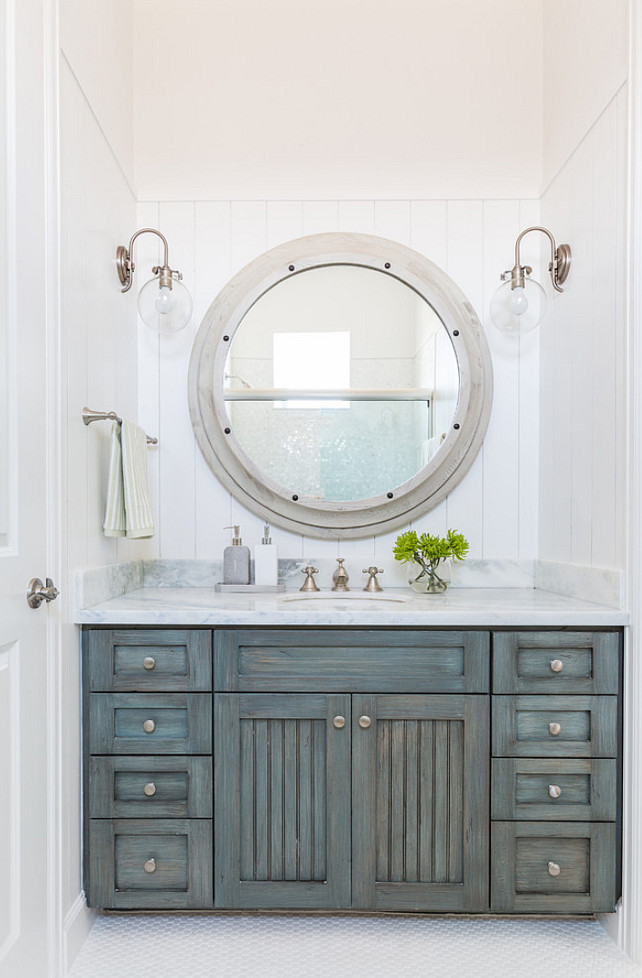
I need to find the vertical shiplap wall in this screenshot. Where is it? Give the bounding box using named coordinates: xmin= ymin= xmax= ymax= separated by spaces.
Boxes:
xmin=138 ymin=197 xmax=540 ymax=567
xmin=539 ymin=88 xmax=627 ymax=570
xmin=59 ymin=55 xmax=144 ymax=954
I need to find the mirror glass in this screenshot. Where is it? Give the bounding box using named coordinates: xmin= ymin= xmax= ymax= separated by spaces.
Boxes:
xmin=224 ymin=265 xmax=459 ymax=501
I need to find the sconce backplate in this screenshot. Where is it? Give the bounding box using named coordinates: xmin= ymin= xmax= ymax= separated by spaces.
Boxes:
xmin=555 ymin=243 xmax=572 ymax=286
xmin=116 ymin=245 xmax=132 ymax=289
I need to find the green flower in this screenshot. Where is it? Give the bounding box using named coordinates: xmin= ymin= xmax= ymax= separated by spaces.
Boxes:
xmin=393 ymin=528 xmax=469 ymax=568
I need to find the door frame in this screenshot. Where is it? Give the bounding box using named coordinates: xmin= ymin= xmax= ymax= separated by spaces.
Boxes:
xmin=42 ymin=0 xmax=63 ymax=973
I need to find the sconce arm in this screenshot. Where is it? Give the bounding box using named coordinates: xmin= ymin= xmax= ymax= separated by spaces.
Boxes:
xmin=513 ymin=226 xmax=571 ymax=293
xmin=116 ymin=228 xmax=170 ymax=293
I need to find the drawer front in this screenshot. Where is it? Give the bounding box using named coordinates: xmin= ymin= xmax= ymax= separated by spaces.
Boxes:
xmin=491 ymin=758 xmax=617 ymax=821
xmin=85 ymin=629 xmax=212 ymax=692
xmin=215 ymin=629 xmax=489 ymax=693
xmin=89 ymin=757 xmax=213 ymax=818
xmin=491 ymin=821 xmax=617 ymax=913
xmin=89 ymin=693 xmax=212 ymax=754
xmin=492 ymin=695 xmax=617 ymax=758
xmin=88 ymin=819 xmax=212 ymax=909
xmin=493 ymin=631 xmax=619 ymax=694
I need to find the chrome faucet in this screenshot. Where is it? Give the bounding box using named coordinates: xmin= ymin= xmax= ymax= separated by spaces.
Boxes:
xmin=331 ymin=558 xmax=350 ymax=591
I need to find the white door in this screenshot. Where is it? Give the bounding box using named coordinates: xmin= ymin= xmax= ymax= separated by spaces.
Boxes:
xmin=0 ymin=0 xmax=59 ymax=975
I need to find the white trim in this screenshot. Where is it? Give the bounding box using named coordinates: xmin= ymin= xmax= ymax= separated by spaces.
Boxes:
xmin=43 ymin=0 xmax=63 ymax=974
xmin=62 ymin=894 xmax=96 ymax=975
xmin=0 ymin=641 xmax=21 ymax=965
xmin=621 ymin=0 xmax=642 ymax=964
xmin=0 ymin=0 xmax=18 ymax=556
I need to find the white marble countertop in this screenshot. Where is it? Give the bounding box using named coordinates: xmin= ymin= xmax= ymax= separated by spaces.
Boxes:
xmin=74 ymin=586 xmax=629 ymax=627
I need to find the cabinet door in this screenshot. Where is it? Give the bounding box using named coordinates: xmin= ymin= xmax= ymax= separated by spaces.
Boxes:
xmin=352 ymin=694 xmax=489 ymax=911
xmin=214 ymin=693 xmax=351 ymax=909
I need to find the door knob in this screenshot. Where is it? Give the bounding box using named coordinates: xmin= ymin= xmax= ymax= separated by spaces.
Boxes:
xmin=27 ymin=577 xmax=60 ymax=609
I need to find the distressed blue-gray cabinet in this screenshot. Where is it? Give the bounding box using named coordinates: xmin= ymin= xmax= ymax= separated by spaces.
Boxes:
xmin=82 ymin=626 xmax=621 ymax=914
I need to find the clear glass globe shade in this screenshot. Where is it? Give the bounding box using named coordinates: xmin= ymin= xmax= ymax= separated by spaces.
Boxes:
xmin=489 ymin=277 xmax=547 ymax=335
xmin=138 ymin=276 xmax=193 ymax=334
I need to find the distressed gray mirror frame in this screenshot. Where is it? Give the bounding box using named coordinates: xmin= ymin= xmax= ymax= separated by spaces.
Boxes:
xmin=188 ymin=232 xmax=493 ymax=539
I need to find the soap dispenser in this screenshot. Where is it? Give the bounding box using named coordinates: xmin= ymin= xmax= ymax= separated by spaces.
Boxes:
xmin=254 ymin=524 xmax=278 ymax=587
xmin=223 ymin=525 xmax=251 ymax=584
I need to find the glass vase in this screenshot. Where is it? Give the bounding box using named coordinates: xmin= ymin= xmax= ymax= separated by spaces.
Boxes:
xmin=409 ymin=560 xmax=448 ymax=594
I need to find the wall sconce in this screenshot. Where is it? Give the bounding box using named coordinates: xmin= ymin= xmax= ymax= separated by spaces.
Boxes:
xmin=116 ymin=228 xmax=193 ymax=333
xmin=489 ymin=226 xmax=572 ymax=335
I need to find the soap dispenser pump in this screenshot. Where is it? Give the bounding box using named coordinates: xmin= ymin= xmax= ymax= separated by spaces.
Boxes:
xmin=254 ymin=523 xmax=278 ymax=587
xmin=223 ymin=525 xmax=251 ymax=584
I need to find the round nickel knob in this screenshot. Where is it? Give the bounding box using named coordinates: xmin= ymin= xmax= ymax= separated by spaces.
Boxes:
xmin=333 ymin=716 xmax=346 ymax=729
xmin=143 ymin=719 xmax=156 ymax=734
xmin=144 ymin=782 xmax=157 ymax=797
xmin=548 ymin=861 xmax=561 ymax=877
xmin=549 ymin=721 xmax=562 ymax=736
xmin=143 ymin=656 xmax=156 ymax=671
xmin=550 ymin=659 xmax=564 ymax=673
xmin=548 ymin=784 xmax=562 ymax=799
xmin=358 ymin=715 xmax=372 ymax=729
xmin=144 ymin=857 xmax=157 ymax=874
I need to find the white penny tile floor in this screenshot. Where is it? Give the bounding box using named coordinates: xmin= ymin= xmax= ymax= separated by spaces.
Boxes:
xmin=68 ymin=914 xmax=641 ymax=978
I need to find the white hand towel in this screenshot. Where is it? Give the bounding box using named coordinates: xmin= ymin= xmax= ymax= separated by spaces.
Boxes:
xmin=103 ymin=422 xmax=126 ymax=537
xmin=103 ymin=419 xmax=154 ymax=539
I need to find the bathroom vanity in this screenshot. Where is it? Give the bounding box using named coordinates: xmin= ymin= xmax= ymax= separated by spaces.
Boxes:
xmin=79 ymin=588 xmax=624 ymax=916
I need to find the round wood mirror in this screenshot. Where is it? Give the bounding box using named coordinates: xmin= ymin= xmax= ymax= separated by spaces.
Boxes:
xmin=188 ymin=233 xmax=493 ymax=538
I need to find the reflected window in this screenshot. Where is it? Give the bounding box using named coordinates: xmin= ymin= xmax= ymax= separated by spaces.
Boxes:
xmin=273 ymin=330 xmax=350 ymax=409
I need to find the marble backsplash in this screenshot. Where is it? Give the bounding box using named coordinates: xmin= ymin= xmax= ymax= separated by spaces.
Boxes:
xmin=75 ymin=556 xmax=624 ymax=610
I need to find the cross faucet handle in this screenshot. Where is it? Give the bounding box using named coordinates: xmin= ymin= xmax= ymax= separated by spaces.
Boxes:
xmin=300 ymin=566 xmax=320 ymax=592
xmin=362 ymin=567 xmax=384 ymax=592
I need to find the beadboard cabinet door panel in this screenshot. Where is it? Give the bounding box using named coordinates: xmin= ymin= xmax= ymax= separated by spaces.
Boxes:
xmin=214 ymin=629 xmax=489 ymax=693
xmin=86 ymin=629 xmax=212 ymax=692
xmin=214 ymin=693 xmax=352 ymax=909
xmin=352 ymin=694 xmax=489 ymax=911
xmin=493 ymin=631 xmax=619 ymax=694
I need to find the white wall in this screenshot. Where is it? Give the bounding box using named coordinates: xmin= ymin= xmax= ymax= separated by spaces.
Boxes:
xmin=133 ymin=0 xmax=543 ymax=201
xmin=542 ymin=0 xmax=628 ymax=187
xmin=59 ymin=3 xmax=146 ymax=965
xmin=137 ymin=196 xmax=540 ymax=570
xmin=539 ymin=0 xmax=628 ymax=571
xmin=539 ymin=90 xmax=627 ymax=571
xmin=60 ymin=0 xmax=135 ymax=188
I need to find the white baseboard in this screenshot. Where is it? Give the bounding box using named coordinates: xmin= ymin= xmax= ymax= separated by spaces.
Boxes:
xmin=63 ymin=893 xmax=97 ymax=975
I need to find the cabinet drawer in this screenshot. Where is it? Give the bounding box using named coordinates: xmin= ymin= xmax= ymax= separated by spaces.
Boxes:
xmin=85 ymin=629 xmax=212 ymax=692
xmin=493 ymin=631 xmax=619 ymax=694
xmin=492 ymin=695 xmax=617 ymax=758
xmin=89 ymin=757 xmax=212 ymax=818
xmin=89 ymin=693 xmax=212 ymax=754
xmin=215 ymin=629 xmax=489 ymax=693
xmin=88 ymin=819 xmax=212 ymax=909
xmin=491 ymin=758 xmax=617 ymax=821
xmin=491 ymin=821 xmax=617 ymax=913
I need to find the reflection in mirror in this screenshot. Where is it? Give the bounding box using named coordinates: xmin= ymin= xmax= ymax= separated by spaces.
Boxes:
xmin=224 ymin=265 xmax=458 ymax=501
